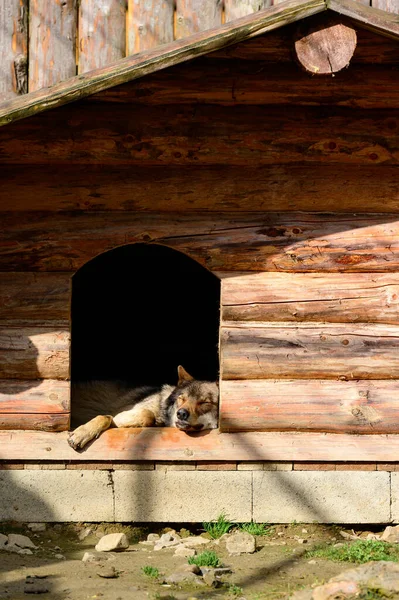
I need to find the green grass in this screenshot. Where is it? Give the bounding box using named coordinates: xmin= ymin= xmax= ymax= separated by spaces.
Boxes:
xmin=203 ymin=512 xmax=233 ymax=539
xmin=238 ymin=522 xmax=272 ymax=536
xmin=227 ymin=583 xmax=244 ymax=597
xmin=142 ymin=565 xmax=160 ymax=578
xmin=188 ymin=550 xmax=221 ymax=568
xmin=306 ymin=540 xmax=399 ymax=564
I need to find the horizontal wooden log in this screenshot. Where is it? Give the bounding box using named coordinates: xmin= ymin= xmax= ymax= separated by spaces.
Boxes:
xmin=92 ymin=62 xmax=399 ymax=109
xmin=3 ymin=429 xmax=399 ymax=461
xmin=2 ymin=211 xmax=399 ymax=273
xmin=221 ymin=272 xmax=399 ymax=323
xmin=220 ymin=379 xmax=399 ymax=433
xmin=0 ymin=326 xmax=70 ymax=380
xmin=2 ymin=104 xmax=399 ymax=166
xmin=0 ymin=413 xmax=69 ymax=431
xmin=0 ymin=273 xmax=71 ymax=324
xmin=0 ymin=379 xmax=70 ymax=412
xmin=221 ymin=323 xmax=399 ymax=380
xmin=2 ymin=164 xmax=399 ymax=213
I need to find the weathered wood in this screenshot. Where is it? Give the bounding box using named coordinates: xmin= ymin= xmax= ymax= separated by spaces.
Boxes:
xmin=2 ymin=429 xmax=399 ymax=461
xmin=328 ymin=0 xmax=399 ymax=39
xmin=127 ymin=0 xmax=174 ymax=55
xmin=78 ymin=0 xmax=126 ymax=73
xmin=175 ymin=0 xmax=223 ymax=39
xmin=221 ymin=272 xmax=399 ymax=323
xmin=225 ymin=0 xmax=272 ymax=22
xmin=2 ymin=164 xmax=399 ymax=213
xmin=221 ymin=323 xmax=399 ymax=380
xmin=0 ymin=379 xmax=70 ymax=412
xmin=220 ymin=379 xmax=399 ymax=433
xmin=2 ymin=104 xmax=399 ymax=166
xmin=0 ymin=326 xmax=70 ymax=380
xmin=295 ymin=15 xmax=357 ymax=74
xmin=2 ymin=211 xmax=399 ymax=273
xmin=0 ymin=0 xmax=28 ymax=101
xmin=0 ymin=413 xmax=69 ymax=431
xmin=29 ymin=0 xmax=77 ymax=93
xmin=0 ymin=0 xmax=327 ymax=126
xmin=0 ymin=273 xmax=71 ymax=324
xmin=372 ymin=0 xmax=399 ymax=13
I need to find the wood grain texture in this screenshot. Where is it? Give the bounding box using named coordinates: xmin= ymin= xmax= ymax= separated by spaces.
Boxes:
xmin=29 ymin=0 xmax=77 ymax=93
xmin=2 ymin=211 xmax=399 ymax=273
xmin=328 ymin=0 xmax=399 ymax=39
xmin=221 ymin=272 xmax=399 ymax=324
xmin=2 ymin=429 xmax=399 ymax=461
xmin=0 ymin=273 xmax=71 ymax=324
xmin=0 ymin=0 xmax=28 ymax=101
xmin=2 ymin=104 xmax=399 ymax=166
xmin=78 ymin=0 xmax=126 ymax=73
xmin=0 ymin=379 xmax=70 ymax=412
xmin=175 ymin=0 xmax=223 ymax=39
xmin=225 ymin=0 xmax=272 ymax=22
xmin=2 ymin=164 xmax=399 ymax=213
xmin=221 ymin=322 xmax=399 ymax=380
xmin=0 ymin=0 xmax=327 ymax=126
xmin=127 ymin=0 xmax=174 ymax=55
xmin=0 ymin=326 xmax=70 ymax=380
xmin=372 ymin=0 xmax=399 ymax=13
xmin=0 ymin=413 xmax=69 ymax=431
xmin=220 ymin=379 xmax=399 ymax=433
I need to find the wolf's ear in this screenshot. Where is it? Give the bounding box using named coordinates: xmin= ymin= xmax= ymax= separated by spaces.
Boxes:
xmin=177 ymin=365 xmax=194 ymax=386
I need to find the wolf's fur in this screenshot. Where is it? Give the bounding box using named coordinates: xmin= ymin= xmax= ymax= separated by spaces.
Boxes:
xmin=68 ymin=366 xmax=218 ymax=450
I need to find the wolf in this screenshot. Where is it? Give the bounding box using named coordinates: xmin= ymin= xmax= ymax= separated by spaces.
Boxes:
xmin=68 ymin=366 xmax=219 ymax=450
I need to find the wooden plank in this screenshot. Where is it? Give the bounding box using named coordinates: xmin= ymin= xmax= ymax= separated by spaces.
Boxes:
xmin=29 ymin=0 xmax=77 ymax=93
xmin=2 ymin=164 xmax=399 ymax=213
xmin=225 ymin=0 xmax=272 ymax=22
xmin=3 ymin=104 xmax=399 ymax=166
xmin=2 ymin=211 xmax=399 ymax=273
xmin=0 ymin=326 xmax=70 ymax=380
xmin=220 ymin=379 xmax=399 ymax=433
xmin=372 ymin=1 xmax=399 ymax=13
xmin=0 ymin=273 xmax=71 ymax=324
xmin=3 ymin=428 xmax=399 ymax=461
xmin=329 ymin=0 xmax=399 ymax=39
xmin=175 ymin=0 xmax=223 ymax=39
xmin=78 ymin=0 xmax=126 ymax=73
xmin=127 ymin=0 xmax=174 ymax=55
xmin=0 ymin=413 xmax=69 ymax=431
xmin=0 ymin=379 xmax=69 ymax=413
xmin=0 ymin=0 xmax=327 ymax=126
xmin=221 ymin=322 xmax=399 ymax=380
xmin=221 ymin=272 xmax=399 ymax=323
xmin=0 ymin=0 xmax=28 ymax=101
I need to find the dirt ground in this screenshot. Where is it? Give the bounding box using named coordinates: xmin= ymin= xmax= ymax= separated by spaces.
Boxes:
xmin=0 ymin=522 xmax=387 ymax=600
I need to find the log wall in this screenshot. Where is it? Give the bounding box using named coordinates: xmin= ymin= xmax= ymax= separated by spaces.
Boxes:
xmin=1 ymin=14 xmax=399 ymax=447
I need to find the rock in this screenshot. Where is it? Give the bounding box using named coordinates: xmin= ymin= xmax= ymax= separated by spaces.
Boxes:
xmin=8 ymin=534 xmax=37 ymax=549
xmin=177 ymin=564 xmax=201 ymax=575
xmin=154 ymin=532 xmax=181 ymax=551
xmin=182 ymin=536 xmax=211 ymax=548
xmin=0 ymin=533 xmax=8 ymax=550
xmin=381 ymin=525 xmax=399 ymax=543
xmin=174 ymin=544 xmax=196 ymax=557
xmin=95 ymin=533 xmax=129 ymax=552
xmin=165 ymin=571 xmax=204 ymax=585
xmin=97 ymin=566 xmax=118 ymax=579
xmin=27 ymin=523 xmax=46 ymax=533
xmin=78 ymin=527 xmax=92 ymax=541
xmin=82 ymin=551 xmax=115 ymax=563
xmin=202 ymin=570 xmax=217 ymax=587
xmin=225 ymin=532 xmax=256 ymax=555
xmin=54 ymin=554 xmax=65 ymax=560
xmin=17 ymin=548 xmax=34 ymax=556
xmin=147 ymin=533 xmax=160 ymax=542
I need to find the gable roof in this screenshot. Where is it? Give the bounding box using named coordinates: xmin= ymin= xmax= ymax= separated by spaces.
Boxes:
xmin=0 ymin=0 xmax=398 ymax=128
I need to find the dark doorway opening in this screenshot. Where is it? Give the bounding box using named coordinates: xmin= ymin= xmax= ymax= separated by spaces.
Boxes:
xmin=71 ymin=243 xmax=220 ymax=394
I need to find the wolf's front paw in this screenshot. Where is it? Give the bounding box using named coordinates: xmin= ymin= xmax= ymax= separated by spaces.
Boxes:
xmin=68 ymin=426 xmax=92 ymax=451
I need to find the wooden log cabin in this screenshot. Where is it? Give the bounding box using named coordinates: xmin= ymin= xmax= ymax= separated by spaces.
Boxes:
xmin=1 ymin=0 xmax=399 ymax=470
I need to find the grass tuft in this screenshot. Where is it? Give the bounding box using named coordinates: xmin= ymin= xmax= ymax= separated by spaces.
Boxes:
xmin=227 ymin=583 xmax=244 ymax=596
xmin=188 ymin=550 xmax=221 ymax=568
xmin=306 ymin=539 xmax=399 ymax=564
xmin=238 ymin=522 xmax=272 ymax=536
xmin=142 ymin=565 xmax=160 ymax=578
xmin=203 ymin=512 xmax=233 ymax=539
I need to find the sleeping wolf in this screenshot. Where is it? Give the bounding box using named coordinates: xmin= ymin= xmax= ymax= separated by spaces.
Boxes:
xmin=68 ymin=366 xmax=219 ymax=450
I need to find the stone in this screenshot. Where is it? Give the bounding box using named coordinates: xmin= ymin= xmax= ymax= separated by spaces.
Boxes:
xmin=182 ymin=536 xmax=211 ymax=548
xmin=17 ymin=548 xmax=34 ymax=556
xmin=147 ymin=533 xmax=160 ymax=543
xmin=174 ymin=544 xmax=196 ymax=557
xmin=165 ymin=572 xmax=204 ymax=585
xmin=27 ymin=523 xmax=46 ymax=533
xmin=177 ymin=564 xmax=201 ymax=575
xmin=78 ymin=527 xmax=92 ymax=541
xmin=225 ymin=532 xmax=256 ymax=555
xmin=95 ymin=533 xmax=129 ymax=552
xmin=202 ymin=570 xmax=217 ymax=587
xmin=381 ymin=525 xmax=399 ymax=543
xmin=82 ymin=551 xmax=115 ymax=563
xmin=54 ymin=554 xmax=65 ymax=560
xmin=8 ymin=534 xmax=37 ymax=549
xmin=0 ymin=533 xmax=8 ymax=550
xmin=97 ymin=566 xmax=118 ymax=579
xmin=154 ymin=532 xmax=181 ymax=551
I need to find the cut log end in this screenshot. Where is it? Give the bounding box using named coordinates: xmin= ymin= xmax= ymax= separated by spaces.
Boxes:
xmin=295 ymin=16 xmax=357 ymax=75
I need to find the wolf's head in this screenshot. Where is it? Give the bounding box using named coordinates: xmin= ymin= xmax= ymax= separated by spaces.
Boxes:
xmin=168 ymin=366 xmax=219 ymax=432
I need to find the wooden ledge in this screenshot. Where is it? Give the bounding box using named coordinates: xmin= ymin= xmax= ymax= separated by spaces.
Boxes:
xmin=0 ymin=429 xmax=398 ymax=462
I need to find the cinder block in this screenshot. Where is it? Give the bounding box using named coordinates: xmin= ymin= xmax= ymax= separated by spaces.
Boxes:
xmin=237 ymin=463 xmax=263 ymax=471
xmin=389 ymin=473 xmax=399 ymax=522
xmin=0 ymin=470 xmax=114 ymax=522
xmin=113 ymin=470 xmax=252 ymax=522
xmin=253 ymin=471 xmax=390 ymax=524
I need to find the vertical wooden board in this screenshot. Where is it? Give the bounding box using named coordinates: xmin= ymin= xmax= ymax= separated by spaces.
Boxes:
xmin=0 ymin=0 xmax=27 ymax=101
xmin=175 ymin=0 xmax=223 ymax=39
xmin=372 ymin=1 xmax=399 ymax=13
xmin=127 ymin=0 xmax=174 ymax=55
xmin=225 ymin=0 xmax=272 ymax=22
xmin=78 ymin=0 xmax=127 ymax=73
